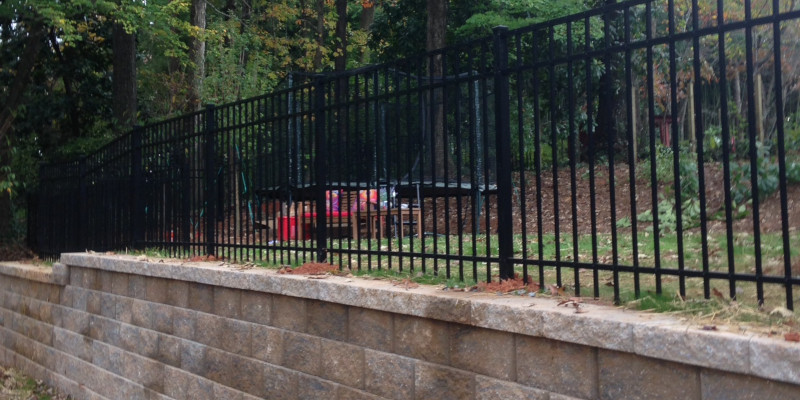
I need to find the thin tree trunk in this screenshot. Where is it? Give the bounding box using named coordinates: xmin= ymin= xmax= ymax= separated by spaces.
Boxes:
xmin=48 ymin=29 xmax=81 ymax=141
xmin=733 ymin=70 xmax=742 ymax=145
xmin=427 ymin=0 xmax=448 ymax=178
xmin=112 ymin=23 xmax=137 ymax=130
xmin=335 ymin=0 xmax=347 ymax=72
xmin=594 ymin=0 xmax=620 ymax=158
xmin=334 ymin=0 xmax=349 ymax=179
xmin=359 ymin=1 xmax=375 ymax=63
xmin=733 ymin=71 xmax=742 ymax=121
xmin=240 ymin=0 xmax=251 ymax=68
xmin=313 ymin=0 xmax=326 ymax=71
xmin=188 ymin=0 xmax=207 ymax=112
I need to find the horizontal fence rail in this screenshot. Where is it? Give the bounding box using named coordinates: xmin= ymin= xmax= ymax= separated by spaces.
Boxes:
xmin=30 ymin=0 xmax=800 ymax=310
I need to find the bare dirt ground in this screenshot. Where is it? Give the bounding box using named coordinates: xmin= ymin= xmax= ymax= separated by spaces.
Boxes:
xmin=421 ymin=163 xmax=800 ymax=236
xmin=0 ymin=243 xmax=35 ymax=264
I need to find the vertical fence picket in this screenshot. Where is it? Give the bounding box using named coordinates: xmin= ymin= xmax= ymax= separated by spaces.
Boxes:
xmin=78 ymin=156 xmax=88 ymax=251
xmin=493 ymin=26 xmax=514 ymax=280
xmin=314 ymin=76 xmax=329 ymax=263
xmin=744 ymin=0 xmax=765 ymax=306
xmin=131 ymin=126 xmax=144 ymax=250
xmin=773 ymin=0 xmax=793 ymax=309
xmin=204 ymin=104 xmax=217 ymax=257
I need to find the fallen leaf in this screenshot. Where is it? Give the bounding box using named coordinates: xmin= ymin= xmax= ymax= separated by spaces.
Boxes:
xmin=712 ymin=287 xmax=725 ymax=300
xmin=701 ymin=325 xmax=717 ymax=331
xmin=392 ymin=279 xmax=419 ymax=290
xmin=770 ymin=307 xmax=794 ymax=318
xmin=549 ymin=284 xmax=564 ymax=297
xmin=278 ymin=266 xmax=292 ymax=274
xmin=785 ymin=332 xmax=800 ymax=342
xmin=557 ymin=297 xmax=583 ymax=307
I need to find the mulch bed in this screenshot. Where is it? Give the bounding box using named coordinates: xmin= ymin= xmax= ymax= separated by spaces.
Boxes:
xmin=421 ymin=163 xmax=800 ymax=235
xmin=278 ymin=262 xmax=340 ymax=275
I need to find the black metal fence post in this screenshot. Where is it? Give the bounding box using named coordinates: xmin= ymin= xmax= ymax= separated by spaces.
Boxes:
xmin=78 ymin=156 xmax=88 ymax=251
xmin=131 ymin=126 xmax=144 ymax=250
xmin=204 ymin=105 xmax=217 ymax=256
xmin=314 ymin=75 xmax=329 ymax=262
xmin=493 ymin=26 xmax=514 ymax=280
xmin=26 ymin=191 xmax=37 ymax=252
xmin=35 ymin=163 xmax=48 ymax=256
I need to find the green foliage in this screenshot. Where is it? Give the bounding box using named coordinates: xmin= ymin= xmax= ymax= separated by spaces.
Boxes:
xmin=369 ymin=0 xmax=427 ymax=62
xmin=702 ymin=125 xmax=723 ymax=161
xmin=1 ymin=153 xmax=28 ymax=243
xmin=639 ymin=144 xmax=675 ymax=183
xmin=729 ymin=142 xmax=795 ymax=204
xmin=371 ymin=0 xmax=592 ymax=63
xmin=786 ymin=112 xmax=800 ymax=149
xmin=634 ymin=138 xmax=800 ymax=236
xmin=634 ymin=144 xmax=703 ymax=234
xmin=677 ymin=145 xmax=700 ymax=199
xmin=0 ymin=165 xmax=17 ymax=198
xmin=787 ymin=160 xmax=800 ymax=184
xmin=452 ymin=0 xmax=590 ymax=41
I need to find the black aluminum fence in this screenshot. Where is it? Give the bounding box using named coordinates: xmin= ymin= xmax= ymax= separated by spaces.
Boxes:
xmin=30 ymin=0 xmax=800 ymax=309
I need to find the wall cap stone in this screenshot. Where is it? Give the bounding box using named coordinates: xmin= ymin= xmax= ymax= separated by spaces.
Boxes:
xmin=56 ymin=252 xmax=800 ymax=386
xmin=0 ymin=261 xmax=57 ymax=284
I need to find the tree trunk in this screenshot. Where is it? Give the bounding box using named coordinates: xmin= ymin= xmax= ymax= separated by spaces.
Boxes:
xmin=0 ymin=23 xmax=45 ymax=143
xmin=359 ymin=1 xmax=375 ymax=63
xmin=313 ymin=0 xmax=326 ymax=71
xmin=360 ymin=1 xmax=375 ymax=30
xmin=593 ymin=0 xmax=620 ymax=159
xmin=426 ymin=0 xmax=447 ymax=54
xmin=334 ymin=0 xmax=349 ymax=180
xmin=240 ymin=0 xmax=251 ymax=62
xmin=112 ymin=23 xmax=137 ymax=130
xmin=335 ymin=0 xmax=348 ymax=72
xmin=188 ymin=0 xmax=207 ymax=112
xmin=48 ymin=29 xmax=81 ymax=141
xmin=426 ymin=0 xmax=448 ymax=178
xmin=238 ymin=0 xmax=252 ymax=100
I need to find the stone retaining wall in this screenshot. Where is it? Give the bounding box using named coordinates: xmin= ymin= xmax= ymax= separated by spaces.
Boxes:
xmin=0 ymin=253 xmax=799 ymax=399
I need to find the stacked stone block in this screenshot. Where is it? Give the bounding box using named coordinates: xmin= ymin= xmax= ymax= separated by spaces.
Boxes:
xmin=0 ymin=257 xmax=798 ymax=399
